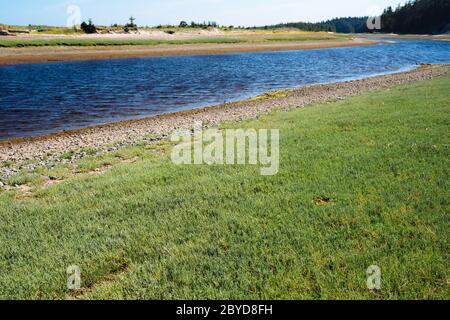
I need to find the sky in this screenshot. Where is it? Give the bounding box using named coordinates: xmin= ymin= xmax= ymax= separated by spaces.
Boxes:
xmin=1 ymin=0 xmax=409 ymax=27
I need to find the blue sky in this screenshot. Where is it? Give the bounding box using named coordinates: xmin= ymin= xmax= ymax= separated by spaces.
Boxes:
xmin=1 ymin=0 xmax=408 ymax=27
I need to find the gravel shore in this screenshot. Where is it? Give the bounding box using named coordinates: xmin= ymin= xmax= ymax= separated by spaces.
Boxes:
xmin=1 ymin=63 xmax=448 ymax=182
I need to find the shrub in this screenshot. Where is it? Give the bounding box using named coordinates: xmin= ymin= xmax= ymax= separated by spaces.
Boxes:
xmin=80 ymin=19 xmax=97 ymax=34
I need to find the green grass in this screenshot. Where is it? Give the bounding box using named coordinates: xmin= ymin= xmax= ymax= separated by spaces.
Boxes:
xmin=0 ymin=74 xmax=449 ymax=299
xmin=6 ymin=172 xmax=44 ymax=186
xmin=34 ymin=28 xmax=82 ymax=35
xmin=0 ymin=34 xmax=349 ymax=48
xmin=0 ymin=37 xmax=247 ymax=48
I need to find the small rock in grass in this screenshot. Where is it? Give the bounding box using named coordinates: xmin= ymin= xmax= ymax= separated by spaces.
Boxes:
xmin=314 ymin=196 xmax=334 ymax=206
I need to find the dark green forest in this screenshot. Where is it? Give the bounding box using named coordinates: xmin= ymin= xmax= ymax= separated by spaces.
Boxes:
xmin=255 ymin=17 xmax=368 ymax=33
xmin=259 ymin=0 xmax=450 ymax=34
xmin=381 ymin=0 xmax=450 ymax=34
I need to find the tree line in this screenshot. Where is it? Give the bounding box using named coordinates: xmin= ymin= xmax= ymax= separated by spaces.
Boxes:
xmin=380 ymin=0 xmax=450 ymax=34
xmin=258 ymin=17 xmax=369 ymax=33
xmin=256 ymin=0 xmax=450 ymax=34
xmin=80 ymin=17 xmax=138 ymax=34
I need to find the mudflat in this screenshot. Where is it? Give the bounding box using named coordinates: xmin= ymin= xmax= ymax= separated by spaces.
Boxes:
xmin=0 ymin=38 xmax=378 ymax=65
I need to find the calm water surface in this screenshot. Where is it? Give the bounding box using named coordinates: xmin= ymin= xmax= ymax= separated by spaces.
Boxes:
xmin=0 ymin=39 xmax=449 ymax=140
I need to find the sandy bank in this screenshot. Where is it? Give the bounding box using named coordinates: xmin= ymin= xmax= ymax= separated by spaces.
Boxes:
xmin=0 ymin=38 xmax=377 ymax=65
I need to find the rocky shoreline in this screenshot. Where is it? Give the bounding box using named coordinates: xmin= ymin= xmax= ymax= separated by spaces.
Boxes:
xmin=1 ymin=63 xmax=449 ymax=183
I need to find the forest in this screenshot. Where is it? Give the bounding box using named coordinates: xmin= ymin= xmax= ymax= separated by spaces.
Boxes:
xmin=261 ymin=0 xmax=450 ymax=35
xmin=380 ymin=0 xmax=450 ymax=34
xmin=255 ymin=17 xmax=368 ymax=33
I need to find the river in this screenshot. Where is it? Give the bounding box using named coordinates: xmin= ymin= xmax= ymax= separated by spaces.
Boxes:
xmin=0 ymin=39 xmax=449 ymax=140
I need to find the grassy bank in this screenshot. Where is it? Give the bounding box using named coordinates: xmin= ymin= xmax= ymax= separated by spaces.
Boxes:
xmin=0 ymin=34 xmax=349 ymax=48
xmin=0 ymin=37 xmax=245 ymax=48
xmin=0 ymin=73 xmax=449 ymax=299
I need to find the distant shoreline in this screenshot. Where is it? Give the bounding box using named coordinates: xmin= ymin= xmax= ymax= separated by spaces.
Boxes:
xmin=0 ymin=38 xmax=378 ymax=65
xmin=363 ymin=34 xmax=450 ymax=41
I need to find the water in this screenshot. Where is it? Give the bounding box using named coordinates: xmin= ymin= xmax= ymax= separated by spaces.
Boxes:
xmin=0 ymin=39 xmax=449 ymax=140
